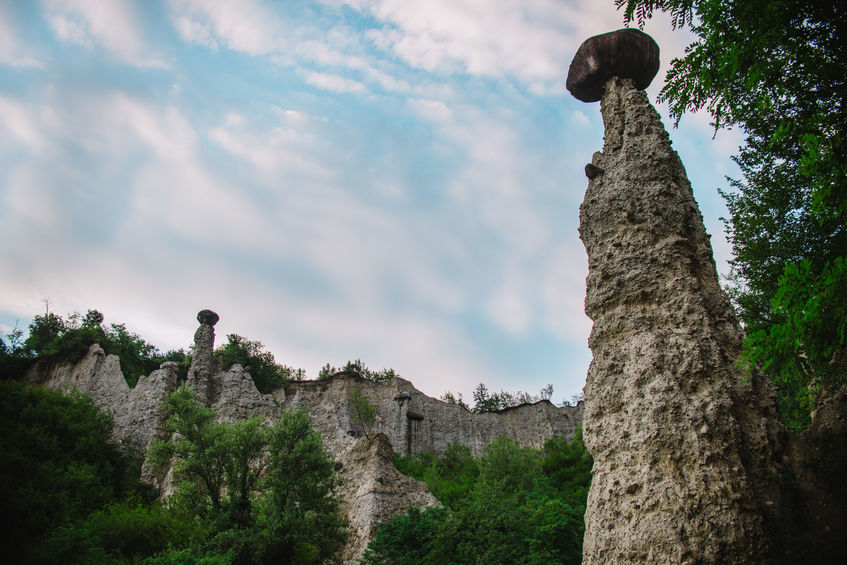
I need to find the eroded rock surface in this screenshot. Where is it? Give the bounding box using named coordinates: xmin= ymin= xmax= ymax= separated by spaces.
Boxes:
xmin=578 ymin=77 xmax=783 ymax=563
xmin=284 ymin=375 xmax=583 ymax=457
xmin=31 ymin=343 xmax=178 ymax=453
xmin=335 ymin=433 xmax=438 ymax=563
xmin=31 ymin=315 xmax=582 ymax=558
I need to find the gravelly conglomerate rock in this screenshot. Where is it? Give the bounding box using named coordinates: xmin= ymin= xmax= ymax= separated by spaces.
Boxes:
xmin=186 ymin=312 xmax=217 ymax=405
xmin=578 ymin=77 xmax=783 ymax=564
xmin=31 ymin=311 xmax=583 ymax=557
xmin=284 ymin=375 xmax=582 ymax=457
xmin=335 ymin=433 xmax=438 ymax=563
xmin=31 ymin=343 xmax=178 ymax=452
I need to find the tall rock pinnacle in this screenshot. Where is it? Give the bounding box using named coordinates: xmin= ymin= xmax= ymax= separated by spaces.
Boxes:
xmin=572 ymin=38 xmax=783 ymax=562
xmin=187 ymin=309 xmax=219 ymax=405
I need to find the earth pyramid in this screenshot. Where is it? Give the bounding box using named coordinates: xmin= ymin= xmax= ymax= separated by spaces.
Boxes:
xmin=569 ymin=30 xmax=783 ymax=563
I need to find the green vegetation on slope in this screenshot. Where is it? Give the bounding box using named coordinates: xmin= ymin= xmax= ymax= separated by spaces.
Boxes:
xmin=148 ymin=387 xmax=347 ymax=564
xmin=213 ymin=333 xmax=305 ymax=393
xmin=0 ymin=308 xmax=188 ymax=386
xmin=0 ymin=307 xmax=304 ymax=395
xmin=0 ymin=381 xmax=347 ymax=564
xmin=364 ymin=428 xmax=592 ymax=564
xmin=317 ymin=358 xmax=400 ymax=382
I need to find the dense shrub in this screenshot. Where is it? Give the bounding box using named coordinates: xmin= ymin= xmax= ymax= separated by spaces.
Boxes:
xmin=367 ymin=431 xmax=591 ymax=564
xmin=0 ymin=381 xmax=150 ymax=563
xmin=214 ymin=334 xmax=304 ymax=393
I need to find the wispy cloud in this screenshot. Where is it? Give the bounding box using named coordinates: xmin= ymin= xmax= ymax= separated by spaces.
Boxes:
xmin=0 ymin=0 xmax=740 ymax=403
xmin=168 ymin=0 xmax=287 ymax=55
xmin=0 ymin=3 xmax=43 ymax=68
xmin=42 ymin=0 xmax=167 ymax=68
xmin=302 ymin=71 xmax=368 ymax=94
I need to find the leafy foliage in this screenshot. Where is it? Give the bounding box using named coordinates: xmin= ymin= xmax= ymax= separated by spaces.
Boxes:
xmin=213 ymin=334 xmax=303 ymax=394
xmin=394 ymin=442 xmax=480 ymax=508
xmin=0 ymin=380 xmax=152 ymax=564
xmin=471 ymin=382 xmax=556 ymax=413
xmin=440 ymin=390 xmax=469 ymax=409
xmin=741 ymin=257 xmax=847 ymax=428
xmin=349 ymin=385 xmax=377 ymax=437
xmin=368 ymin=432 xmax=592 ymax=564
xmin=1 ymin=307 xmax=188 ymax=387
xmin=148 ymin=387 xmax=346 ymax=563
xmin=617 ymin=0 xmax=847 ymax=428
xmin=318 ymin=358 xmax=399 ymax=382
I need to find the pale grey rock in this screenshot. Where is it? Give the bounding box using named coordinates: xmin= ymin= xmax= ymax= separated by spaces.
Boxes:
xmin=335 ymin=433 xmax=438 ymax=563
xmin=186 ymin=313 xmax=216 ymax=405
xmin=577 ymin=77 xmax=783 ymax=564
xmin=283 ymin=375 xmax=583 ymax=457
xmin=34 ymin=343 xmax=177 ymax=453
xmin=210 ymin=363 xmax=280 ymax=423
xmin=32 ymin=321 xmax=583 ymax=559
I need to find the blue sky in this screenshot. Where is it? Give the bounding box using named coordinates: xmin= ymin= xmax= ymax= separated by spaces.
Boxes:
xmin=0 ymin=0 xmax=742 ymax=404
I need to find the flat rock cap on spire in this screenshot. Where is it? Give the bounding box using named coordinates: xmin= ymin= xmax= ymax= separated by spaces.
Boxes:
xmin=197 ymin=309 xmax=219 ymax=326
xmin=566 ymin=28 xmax=660 ymax=102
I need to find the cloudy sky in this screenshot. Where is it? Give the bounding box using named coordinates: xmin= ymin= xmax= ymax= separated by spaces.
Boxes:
xmin=0 ymin=0 xmax=742 ymax=404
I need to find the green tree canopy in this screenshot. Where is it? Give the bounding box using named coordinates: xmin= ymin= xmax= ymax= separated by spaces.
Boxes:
xmin=214 ymin=334 xmax=303 ymax=394
xmin=368 ymin=433 xmax=592 ymax=564
xmin=0 ymin=381 xmax=149 ymax=563
xmin=148 ymin=387 xmax=346 ymax=563
xmin=1 ymin=307 xmax=189 ymax=386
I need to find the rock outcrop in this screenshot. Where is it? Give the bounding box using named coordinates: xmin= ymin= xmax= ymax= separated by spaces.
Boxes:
xmin=576 ymin=76 xmax=783 ymax=563
xmin=335 ymin=433 xmax=438 ymax=563
xmin=186 ymin=309 xmax=219 ymax=405
xmin=31 ymin=311 xmax=582 ymax=561
xmin=30 ymin=343 xmax=179 ymax=453
xmin=285 ymin=375 xmax=582 ymax=457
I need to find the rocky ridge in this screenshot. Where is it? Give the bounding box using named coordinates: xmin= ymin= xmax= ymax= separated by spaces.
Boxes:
xmin=31 ymin=316 xmax=581 ymax=562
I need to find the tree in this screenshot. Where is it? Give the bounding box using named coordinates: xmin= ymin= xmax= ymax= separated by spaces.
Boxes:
xmin=2 ymin=307 xmax=185 ymax=387
xmin=367 ymin=434 xmax=590 ymax=564
xmin=318 ymin=358 xmax=399 ymax=382
xmin=616 ymin=0 xmax=847 ymax=429
xmin=440 ymin=391 xmax=469 ymax=410
xmin=0 ymin=381 xmax=148 ymax=563
xmin=214 ymin=334 xmax=300 ymax=394
xmin=148 ymin=387 xmax=346 ymax=563
xmin=149 ymin=387 xmax=231 ymax=514
xmin=256 ymin=408 xmax=347 ymax=563
xmin=349 ymin=385 xmax=377 ymax=437
xmin=471 ymin=383 xmax=555 ymax=413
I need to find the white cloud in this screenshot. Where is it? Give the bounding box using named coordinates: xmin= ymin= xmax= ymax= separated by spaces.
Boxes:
xmin=42 ymin=0 xmax=167 ymax=67
xmin=0 ymin=96 xmax=47 ymax=151
xmin=302 ymin=71 xmax=368 ymax=94
xmin=167 ymin=0 xmax=286 ymax=56
xmin=350 ymin=0 xmax=589 ymax=88
xmin=407 ymin=98 xmax=451 ymax=121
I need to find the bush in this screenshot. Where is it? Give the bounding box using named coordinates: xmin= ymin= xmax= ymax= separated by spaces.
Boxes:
xmin=214 ymin=334 xmax=301 ymax=394
xmin=318 ymin=358 xmax=399 ymax=382
xmin=372 ymin=433 xmax=592 ymax=563
xmin=0 ymin=381 xmax=148 ymax=563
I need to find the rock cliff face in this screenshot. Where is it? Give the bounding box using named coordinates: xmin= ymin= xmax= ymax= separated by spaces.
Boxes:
xmin=284 ymin=375 xmax=582 ymax=457
xmin=31 ymin=316 xmax=581 ymax=563
xmin=335 ymin=433 xmax=438 ymax=563
xmin=578 ymin=77 xmax=783 ymax=563
xmin=31 ymin=343 xmax=179 ymax=452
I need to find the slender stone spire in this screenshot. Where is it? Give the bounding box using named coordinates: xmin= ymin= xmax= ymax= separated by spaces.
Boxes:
xmin=186 ymin=309 xmax=219 ymax=404
xmin=574 ymin=74 xmax=783 ymax=563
